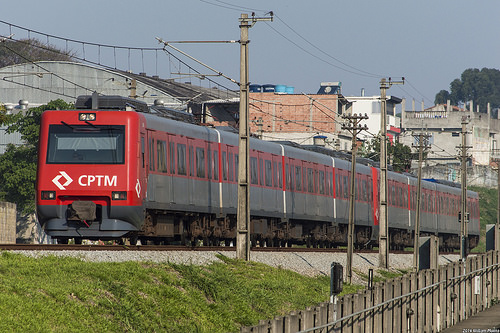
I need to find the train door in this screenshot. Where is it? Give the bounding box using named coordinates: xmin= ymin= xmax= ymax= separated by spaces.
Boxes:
xmin=187 ymin=138 xmax=196 ymax=206
xmin=167 ymin=135 xmax=175 ymax=204
xmin=146 ymin=130 xmax=156 ymax=202
xmin=139 ymin=132 xmax=147 ymax=201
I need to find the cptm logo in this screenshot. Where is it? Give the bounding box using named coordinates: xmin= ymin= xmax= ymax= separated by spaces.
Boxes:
xmin=52 ymin=171 xmax=73 ymax=190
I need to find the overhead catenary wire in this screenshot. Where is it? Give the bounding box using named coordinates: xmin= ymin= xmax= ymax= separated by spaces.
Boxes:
xmin=0 ymin=20 xmax=237 ymax=94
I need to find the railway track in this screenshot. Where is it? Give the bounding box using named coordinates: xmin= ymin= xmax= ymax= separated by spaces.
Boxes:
xmin=0 ymin=243 xmax=423 ymax=254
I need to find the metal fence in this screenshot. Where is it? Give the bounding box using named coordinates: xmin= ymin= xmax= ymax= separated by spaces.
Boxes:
xmin=241 ymin=250 xmax=500 ymax=333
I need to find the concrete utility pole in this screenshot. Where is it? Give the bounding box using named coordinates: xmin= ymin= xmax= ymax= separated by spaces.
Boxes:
xmin=379 ymin=78 xmax=404 ymax=269
xmin=413 ymin=132 xmax=430 ymax=272
xmin=342 ymin=113 xmax=368 ymax=284
xmin=458 ymin=118 xmax=471 ymax=260
xmin=236 ymin=13 xmax=273 ymax=261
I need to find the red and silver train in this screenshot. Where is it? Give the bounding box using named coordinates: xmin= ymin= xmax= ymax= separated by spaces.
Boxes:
xmin=36 ymin=96 xmax=480 ymax=249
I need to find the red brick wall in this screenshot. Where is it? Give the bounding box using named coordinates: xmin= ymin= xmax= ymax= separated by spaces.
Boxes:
xmin=249 ymin=93 xmax=339 ymax=134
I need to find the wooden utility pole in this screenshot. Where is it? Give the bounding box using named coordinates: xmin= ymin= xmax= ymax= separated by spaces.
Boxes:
xmin=413 ymin=132 xmax=430 ymax=272
xmin=342 ymin=113 xmax=368 ymax=284
xmin=236 ymin=13 xmax=272 ymax=260
xmin=379 ymin=78 xmax=404 ymax=269
xmin=458 ymin=118 xmax=471 ymax=260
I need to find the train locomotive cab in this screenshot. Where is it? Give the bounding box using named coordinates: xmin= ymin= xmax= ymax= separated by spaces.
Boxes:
xmin=36 ymin=103 xmax=145 ymax=244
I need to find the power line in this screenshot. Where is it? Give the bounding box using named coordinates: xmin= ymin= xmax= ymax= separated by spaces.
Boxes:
xmin=0 ymin=40 xmax=94 ymax=95
xmin=274 ymin=14 xmax=382 ymax=79
xmin=199 ymin=0 xmax=268 ymax=13
xmin=0 ymin=20 xmax=236 ymax=94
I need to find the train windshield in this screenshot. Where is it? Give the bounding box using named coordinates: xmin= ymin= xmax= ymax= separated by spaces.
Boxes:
xmin=46 ymin=124 xmax=125 ymax=164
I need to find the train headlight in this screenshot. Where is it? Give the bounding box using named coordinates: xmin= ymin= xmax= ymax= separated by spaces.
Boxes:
xmin=41 ymin=191 xmax=56 ymax=200
xmin=79 ymin=113 xmax=96 ymax=121
xmin=112 ymin=191 xmax=127 ymax=200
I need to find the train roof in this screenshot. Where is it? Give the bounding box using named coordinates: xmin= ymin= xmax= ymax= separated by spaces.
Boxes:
xmin=75 ymin=95 xmax=195 ymax=123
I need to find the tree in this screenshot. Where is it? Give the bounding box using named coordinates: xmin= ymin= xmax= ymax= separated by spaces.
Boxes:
xmin=0 ymin=99 xmax=73 ymax=214
xmin=435 ymin=68 xmax=500 ymax=111
xmin=434 ymin=90 xmax=451 ymax=105
xmin=0 ymin=38 xmax=75 ymax=68
xmin=359 ymin=136 xmax=414 ymax=173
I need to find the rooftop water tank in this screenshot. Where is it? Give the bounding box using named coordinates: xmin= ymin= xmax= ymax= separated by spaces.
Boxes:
xmin=275 ymin=84 xmax=286 ymax=93
xmin=285 ymin=86 xmax=295 ymax=94
xmin=262 ymin=84 xmax=275 ymax=92
xmin=249 ymin=84 xmax=262 ymax=92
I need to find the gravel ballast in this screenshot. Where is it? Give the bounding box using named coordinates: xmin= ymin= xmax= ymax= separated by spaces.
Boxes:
xmin=10 ymin=249 xmax=462 ymax=284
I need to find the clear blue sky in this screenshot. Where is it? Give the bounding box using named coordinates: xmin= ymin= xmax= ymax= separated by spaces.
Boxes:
xmin=3 ymin=0 xmax=500 ymax=109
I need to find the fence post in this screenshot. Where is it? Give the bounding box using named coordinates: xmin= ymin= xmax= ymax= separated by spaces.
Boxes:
xmin=301 ymin=307 xmax=314 ymax=331
xmin=495 ymin=250 xmax=500 ymax=301
xmin=417 ymin=270 xmax=425 ymax=331
xmin=465 ymin=257 xmax=472 ymax=319
xmin=373 ymin=283 xmax=383 ymax=333
xmin=345 ymin=294 xmax=354 ymax=332
xmin=352 ymin=293 xmax=361 ymax=333
xmin=481 ymin=253 xmax=487 ymax=312
xmin=409 ymin=272 xmax=417 ymax=331
xmin=384 ymin=279 xmax=393 ymax=332
xmin=438 ymin=265 xmax=446 ymax=331
xmin=284 ymin=311 xmax=299 ymax=333
xmin=401 ymin=275 xmax=412 ymax=333
xmin=430 ymin=269 xmax=438 ymax=332
xmin=366 ymin=288 xmax=374 ymax=333
xmin=271 ymin=316 xmax=283 ymax=332
xmin=392 ymin=277 xmax=402 ymax=333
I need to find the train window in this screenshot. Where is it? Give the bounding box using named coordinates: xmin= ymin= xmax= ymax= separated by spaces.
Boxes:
xmin=354 ymin=178 xmax=358 ymax=200
xmin=157 ymin=140 xmax=167 ymax=173
xmin=213 ymin=151 xmax=219 ymax=180
xmin=302 ymin=167 xmax=306 ymax=191
xmin=343 ymin=175 xmax=348 ymax=198
xmin=228 ymin=153 xmax=234 ymax=182
xmin=196 ymin=147 xmax=205 ymax=178
xmin=141 ymin=137 xmax=145 ymax=168
xmin=285 ymin=164 xmax=289 ymax=190
xmin=367 ymin=179 xmax=372 ymax=201
xmin=259 ymin=158 xmax=264 ymax=185
xmin=265 ymin=160 xmax=272 ymax=187
xmin=189 ymin=146 xmax=195 ymax=177
xmin=235 ymin=154 xmax=239 ymax=182
xmin=319 ymin=170 xmax=325 ymax=194
xmin=273 ymin=161 xmax=280 ymax=188
xmin=336 ymin=174 xmax=340 ymax=197
xmin=314 ymin=169 xmax=318 ymax=194
xmin=289 ymin=164 xmax=294 ymax=190
xmin=308 ymin=168 xmax=314 ymax=193
xmin=278 ymin=162 xmax=282 ymax=188
xmin=251 ymin=157 xmax=258 ymax=185
xmin=295 ymin=166 xmax=302 ymax=191
xmin=46 ymin=124 xmax=125 ymax=164
xmin=391 ymin=185 xmax=396 ymax=206
xmin=326 ymin=172 xmax=330 ymax=196
xmin=207 ymin=147 xmax=212 ymax=179
xmin=222 ymin=152 xmax=228 ymax=180
xmin=149 ymin=138 xmax=155 ymax=171
xmin=150 ymin=139 xmax=155 ymax=170
xmin=403 ymin=187 xmax=406 ymax=206
xmin=362 ymin=179 xmax=367 ymax=201
xmin=177 ymin=144 xmax=186 ymax=175
xmin=169 ymin=142 xmax=175 ymax=174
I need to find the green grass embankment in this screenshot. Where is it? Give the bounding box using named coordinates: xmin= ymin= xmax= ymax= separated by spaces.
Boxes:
xmin=0 ymin=252 xmax=342 ymax=332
